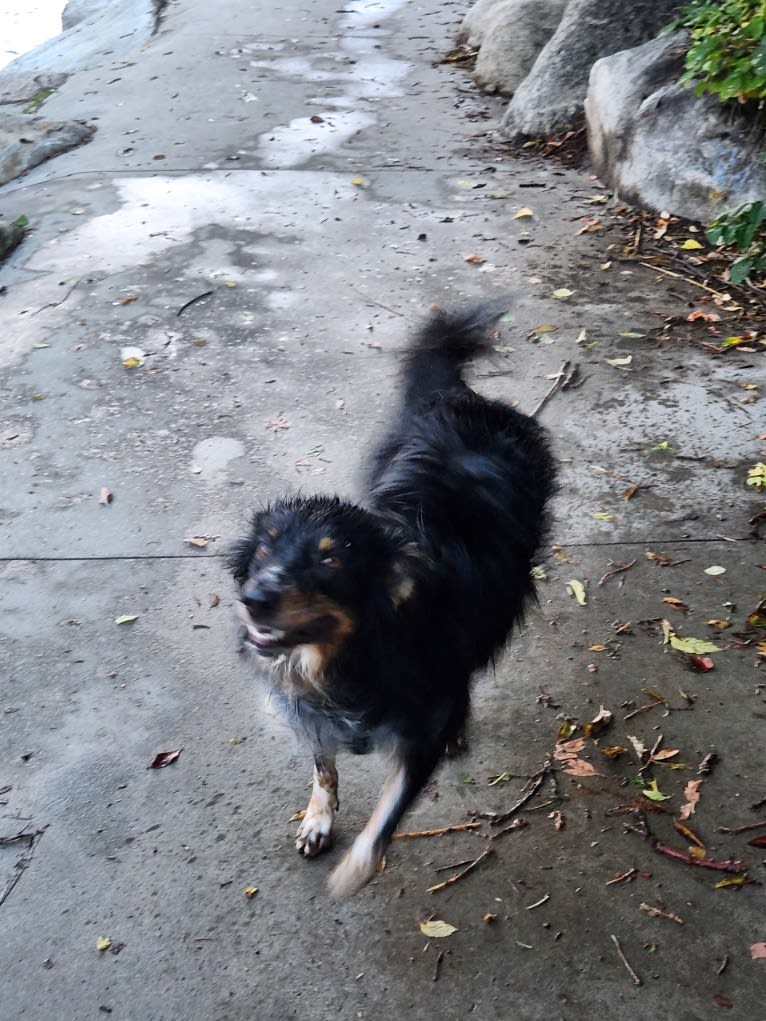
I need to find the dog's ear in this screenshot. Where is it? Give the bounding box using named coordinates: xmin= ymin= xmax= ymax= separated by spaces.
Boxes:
xmin=387 ymin=543 xmax=421 ymax=608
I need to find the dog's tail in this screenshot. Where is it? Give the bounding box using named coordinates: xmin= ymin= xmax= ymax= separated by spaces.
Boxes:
xmin=403 ymin=302 xmax=509 ymax=403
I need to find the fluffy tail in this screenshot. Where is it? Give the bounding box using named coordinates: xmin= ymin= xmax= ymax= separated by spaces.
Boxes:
xmin=402 ymin=302 xmax=509 ymax=404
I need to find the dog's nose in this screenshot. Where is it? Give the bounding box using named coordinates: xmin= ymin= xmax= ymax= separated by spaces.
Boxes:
xmin=241 ymin=584 xmax=281 ymax=617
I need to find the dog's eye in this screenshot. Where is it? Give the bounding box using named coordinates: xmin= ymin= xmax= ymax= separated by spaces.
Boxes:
xmin=321 ymin=554 xmax=341 ymax=569
xmin=254 ymin=542 xmax=270 ymax=561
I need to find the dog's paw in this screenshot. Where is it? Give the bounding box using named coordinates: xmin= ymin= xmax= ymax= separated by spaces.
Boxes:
xmin=295 ymin=802 xmax=335 ymax=857
xmin=326 ymin=836 xmax=381 ymax=899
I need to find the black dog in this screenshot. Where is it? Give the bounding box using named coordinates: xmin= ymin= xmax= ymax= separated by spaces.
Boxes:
xmin=231 ymin=306 xmax=556 ymax=898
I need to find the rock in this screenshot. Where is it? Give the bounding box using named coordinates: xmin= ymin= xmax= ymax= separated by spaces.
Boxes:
xmin=474 ymin=0 xmax=565 ymax=96
xmin=0 ymin=222 xmax=25 ymax=263
xmin=500 ymin=0 xmax=684 ymax=140
xmin=0 ymin=0 xmax=157 ymax=95
xmin=586 ymin=32 xmax=766 ymax=222
xmin=0 ymin=108 xmax=95 ymax=187
xmin=458 ymin=0 xmax=509 ymax=48
xmin=62 ymin=0 xmax=114 ymax=31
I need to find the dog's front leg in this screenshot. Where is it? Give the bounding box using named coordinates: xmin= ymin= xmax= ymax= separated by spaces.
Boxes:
xmin=326 ymin=742 xmax=440 ymax=899
xmin=296 ymin=754 xmax=339 ymax=857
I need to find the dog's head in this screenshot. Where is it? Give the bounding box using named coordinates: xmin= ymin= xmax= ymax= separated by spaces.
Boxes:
xmin=231 ymin=495 xmax=413 ymax=663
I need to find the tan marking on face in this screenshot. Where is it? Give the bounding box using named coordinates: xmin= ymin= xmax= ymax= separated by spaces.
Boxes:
xmin=267 ymin=526 xmax=279 ymax=540
xmin=318 ymin=536 xmax=334 ymax=552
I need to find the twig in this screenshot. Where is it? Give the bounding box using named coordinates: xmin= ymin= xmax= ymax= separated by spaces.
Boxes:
xmin=488 ymin=761 xmax=551 ymax=827
xmin=605 ymin=868 xmax=638 ymax=886
xmin=31 ymin=279 xmax=80 ymax=316
xmin=427 ymin=845 xmax=494 ymax=894
xmin=653 ymin=841 xmax=745 ymax=873
xmin=717 ymin=820 xmax=766 ymax=835
xmin=432 ymin=949 xmax=445 ymax=982
xmin=531 ymin=361 xmax=572 ymax=418
xmin=491 ymin=818 xmax=529 ymax=840
xmin=525 ymin=893 xmax=550 ymax=911
xmin=640 ymin=902 xmax=684 ymax=925
xmin=433 ymin=858 xmax=476 ymax=873
xmin=393 ymin=822 xmax=481 ymax=840
xmin=0 ymin=827 xmax=46 ymax=908
xmin=598 ymin=560 xmax=637 ymax=587
xmin=176 ymin=290 xmax=214 ymax=317
xmin=716 ymin=955 xmax=729 ymax=976
xmin=610 ymin=934 xmax=642 ymax=986
xmin=627 ymin=813 xmax=745 ymax=873
xmin=638 ymin=262 xmax=730 ymax=300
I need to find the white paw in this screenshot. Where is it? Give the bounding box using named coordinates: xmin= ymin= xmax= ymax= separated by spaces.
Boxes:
xmin=296 ymin=802 xmax=335 ymax=857
xmin=326 ymin=835 xmax=381 ymax=899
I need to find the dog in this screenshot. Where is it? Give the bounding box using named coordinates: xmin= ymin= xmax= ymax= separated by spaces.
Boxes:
xmin=230 ymin=305 xmax=556 ymax=898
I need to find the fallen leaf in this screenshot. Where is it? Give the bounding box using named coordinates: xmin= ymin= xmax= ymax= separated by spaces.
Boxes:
xmin=592 ymin=511 xmax=615 ymax=522
xmin=628 ymin=735 xmax=647 ymax=760
xmin=601 ymin=745 xmax=627 ymax=759
xmin=419 ymin=920 xmax=457 ymax=938
xmin=566 ymin=580 xmax=587 ymax=605
xmin=531 ymin=323 xmax=558 ymax=335
xmin=672 ymin=818 xmax=705 ymax=849
xmin=552 ymin=287 xmax=573 ymax=299
xmin=746 ymin=835 xmax=766 ymax=848
xmin=687 ymin=310 xmax=720 ymax=322
xmin=751 ymin=943 xmax=766 ymax=959
xmin=704 ymin=565 xmax=726 ymax=576
xmin=121 ymin=346 xmax=145 ymax=369
xmin=680 ymin=239 xmax=703 ymax=250
xmin=185 ymin=536 xmax=209 ymax=548
xmin=662 ymin=596 xmax=687 ymax=612
xmin=114 ymin=614 xmax=138 ymax=625
xmin=670 ymin=634 xmax=722 ymax=655
xmin=464 ymin=253 xmax=485 ymax=264
xmin=679 ymin=779 xmax=703 ymax=819
xmin=96 ymin=937 xmax=112 ymax=952
xmin=351 ymin=175 xmax=366 ymax=187
xmin=642 ymin=779 xmax=671 ymax=802
xmin=99 ymin=487 xmax=113 ymax=505
xmin=148 ymin=749 xmax=182 ymax=769
xmin=651 ymin=748 xmax=680 ymax=762
xmin=244 ymin=886 xmax=258 ymax=898
xmin=714 ymin=875 xmax=748 ymax=889
xmin=513 ymin=207 xmax=534 ymax=219
xmin=605 ymin=355 xmax=632 ymax=368
xmin=707 ymin=619 xmax=731 ymax=630
xmin=583 ymin=706 xmax=613 ymax=738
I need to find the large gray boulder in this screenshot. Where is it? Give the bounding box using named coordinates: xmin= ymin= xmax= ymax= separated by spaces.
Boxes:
xmin=458 ymin=0 xmax=509 ymax=48
xmin=500 ymin=0 xmax=684 ymax=140
xmin=586 ymin=32 xmax=766 ymax=222
xmin=0 ymin=109 xmax=95 ymax=186
xmin=473 ymin=0 xmax=565 ymax=96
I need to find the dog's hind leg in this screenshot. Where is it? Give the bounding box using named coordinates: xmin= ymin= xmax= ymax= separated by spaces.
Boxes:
xmin=296 ymin=753 xmax=339 ymax=857
xmin=326 ymin=740 xmax=443 ymax=899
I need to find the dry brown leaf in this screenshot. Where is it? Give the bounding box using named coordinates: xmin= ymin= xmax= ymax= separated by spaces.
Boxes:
xmin=679 ymin=779 xmax=703 ymax=820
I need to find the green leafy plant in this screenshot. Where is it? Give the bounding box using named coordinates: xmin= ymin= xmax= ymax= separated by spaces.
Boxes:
xmin=676 ymin=0 xmax=766 ymax=103
xmin=706 ymin=201 xmax=766 ymax=283
xmin=747 ymin=462 xmax=766 ymax=492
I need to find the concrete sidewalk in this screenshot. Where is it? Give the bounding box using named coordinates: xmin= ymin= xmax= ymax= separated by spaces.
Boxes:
xmin=1 ymin=1 xmax=764 ymax=1018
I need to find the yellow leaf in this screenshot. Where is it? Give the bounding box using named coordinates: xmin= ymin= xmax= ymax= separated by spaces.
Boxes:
xmin=419 ymin=919 xmax=457 ymax=938
xmin=680 ymin=239 xmax=703 ymax=250
xmin=351 ymin=176 xmax=366 ymax=187
xmin=669 ymin=635 xmax=722 ymax=655
xmin=593 ymin=512 xmax=614 ymax=522
xmin=244 ymin=886 xmax=258 ymax=899
xmin=114 ymin=614 xmax=138 ymax=625
xmin=715 ymin=874 xmax=747 ymax=889
xmin=704 ymin=565 xmax=726 ymax=576
xmin=553 ymin=288 xmax=573 ymax=299
xmin=96 ymin=937 xmax=112 ymax=952
xmin=513 ymin=207 xmax=534 ymax=219
xmin=566 ymin=579 xmax=587 ymax=605
xmin=605 ymin=355 xmax=632 ymax=368
xmin=642 ymin=779 xmax=670 ymax=802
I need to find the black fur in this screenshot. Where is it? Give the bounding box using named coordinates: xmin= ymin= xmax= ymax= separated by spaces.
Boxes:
xmin=230 ymin=305 xmax=556 ymax=896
